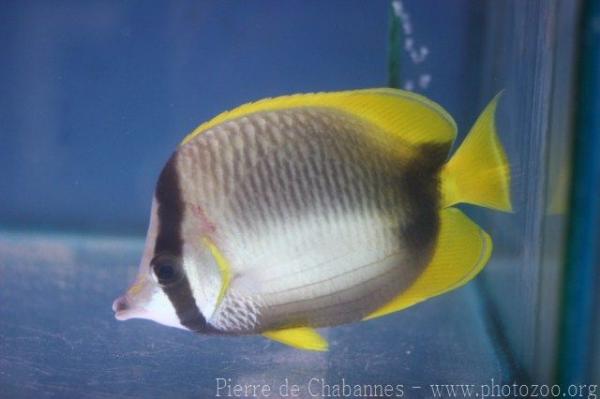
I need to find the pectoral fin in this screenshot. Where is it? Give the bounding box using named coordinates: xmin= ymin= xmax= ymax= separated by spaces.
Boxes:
xmin=364 ymin=207 xmax=492 ymax=320
xmin=202 ymin=237 xmax=232 ymax=308
xmin=263 ymin=327 xmax=328 ymax=352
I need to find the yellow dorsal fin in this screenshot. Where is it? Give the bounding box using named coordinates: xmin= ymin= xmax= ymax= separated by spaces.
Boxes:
xmin=182 ymin=88 xmax=457 ymax=148
xmin=202 ymin=237 xmax=232 ymax=308
xmin=263 ymin=327 xmax=328 ymax=352
xmin=364 ymin=207 xmax=492 ymax=320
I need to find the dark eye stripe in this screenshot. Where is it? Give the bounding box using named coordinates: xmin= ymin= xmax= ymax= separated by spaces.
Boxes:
xmin=155 ymin=154 xmax=184 ymax=255
xmin=154 ymin=152 xmax=207 ymax=332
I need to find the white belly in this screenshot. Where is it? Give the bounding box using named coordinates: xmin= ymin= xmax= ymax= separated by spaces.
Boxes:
xmin=210 ymin=210 xmax=422 ymax=332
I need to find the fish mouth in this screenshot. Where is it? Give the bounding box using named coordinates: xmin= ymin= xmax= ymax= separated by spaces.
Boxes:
xmin=114 ymin=310 xmax=132 ymax=321
xmin=112 ymin=295 xmax=144 ymax=321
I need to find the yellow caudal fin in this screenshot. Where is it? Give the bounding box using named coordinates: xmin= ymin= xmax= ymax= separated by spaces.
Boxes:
xmin=440 ymin=93 xmax=512 ymax=211
xmin=364 ymin=208 xmax=492 ymax=321
xmin=263 ymin=327 xmax=328 ymax=352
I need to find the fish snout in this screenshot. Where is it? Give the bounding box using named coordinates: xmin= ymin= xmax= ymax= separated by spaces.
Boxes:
xmin=112 ymin=295 xmax=128 ymax=312
xmin=112 ymin=295 xmax=136 ymax=321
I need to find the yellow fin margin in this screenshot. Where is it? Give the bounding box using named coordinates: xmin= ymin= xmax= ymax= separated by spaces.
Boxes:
xmin=364 ymin=207 xmax=492 ymax=320
xmin=182 ymin=89 xmax=457 ymax=149
xmin=263 ymin=327 xmax=328 ymax=352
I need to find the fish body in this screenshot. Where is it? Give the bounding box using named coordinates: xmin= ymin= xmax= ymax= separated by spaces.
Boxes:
xmin=113 ymin=89 xmax=512 ymax=351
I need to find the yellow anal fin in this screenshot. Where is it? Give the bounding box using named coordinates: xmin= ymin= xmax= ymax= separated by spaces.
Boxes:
xmin=263 ymin=327 xmax=328 ymax=352
xmin=182 ymin=88 xmax=457 ymax=148
xmin=364 ymin=207 xmax=492 ymax=321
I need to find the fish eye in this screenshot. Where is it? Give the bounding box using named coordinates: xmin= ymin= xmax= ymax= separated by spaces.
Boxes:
xmin=150 ymin=254 xmax=182 ymax=286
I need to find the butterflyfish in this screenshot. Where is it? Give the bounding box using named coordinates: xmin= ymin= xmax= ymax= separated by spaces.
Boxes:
xmin=112 ymin=89 xmax=512 ymax=351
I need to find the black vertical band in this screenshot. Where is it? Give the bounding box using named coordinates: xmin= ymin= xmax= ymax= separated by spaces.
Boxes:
xmin=400 ymin=143 xmax=448 ymax=253
xmin=154 ymin=152 xmax=207 ymax=332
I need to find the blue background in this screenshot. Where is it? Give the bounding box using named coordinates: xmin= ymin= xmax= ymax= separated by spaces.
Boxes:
xmin=0 ymin=0 xmax=482 ymax=235
xmin=4 ymin=1 xmax=595 ymax=397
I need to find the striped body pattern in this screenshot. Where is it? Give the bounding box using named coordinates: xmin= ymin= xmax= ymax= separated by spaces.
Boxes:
xmin=176 ymin=108 xmax=444 ymax=332
xmin=112 ymin=89 xmax=512 ymax=351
